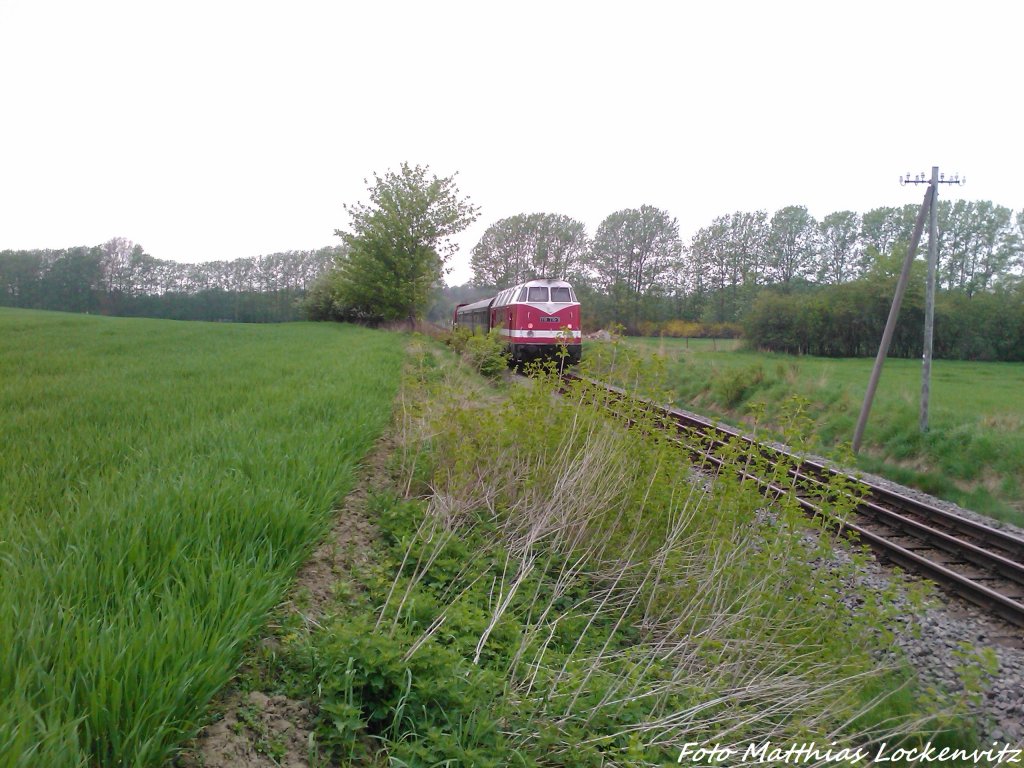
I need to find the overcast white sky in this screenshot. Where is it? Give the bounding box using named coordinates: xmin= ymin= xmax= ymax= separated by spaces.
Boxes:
xmin=1 ymin=0 xmax=1020 ymax=285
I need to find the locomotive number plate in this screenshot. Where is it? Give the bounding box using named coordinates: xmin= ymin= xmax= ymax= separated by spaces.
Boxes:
xmin=540 ymin=316 xmax=560 ymax=323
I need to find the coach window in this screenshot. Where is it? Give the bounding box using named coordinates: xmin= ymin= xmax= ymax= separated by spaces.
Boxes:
xmin=550 ymin=287 xmax=571 ymax=302
xmin=528 ymin=287 xmax=549 ymax=302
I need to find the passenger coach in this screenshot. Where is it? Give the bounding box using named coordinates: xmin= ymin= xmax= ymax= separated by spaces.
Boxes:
xmin=453 ymin=278 xmax=582 ymax=364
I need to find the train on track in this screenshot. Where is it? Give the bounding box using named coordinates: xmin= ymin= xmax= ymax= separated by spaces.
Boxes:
xmin=453 ymin=278 xmax=582 ymax=364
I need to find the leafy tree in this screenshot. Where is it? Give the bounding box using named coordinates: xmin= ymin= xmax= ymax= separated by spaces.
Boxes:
xmin=766 ymin=205 xmax=819 ymax=286
xmin=817 ymin=211 xmax=861 ymax=284
xmin=302 ymin=268 xmax=350 ymax=322
xmin=592 ymin=205 xmax=682 ymax=331
xmin=470 ymin=213 xmax=588 ymax=290
xmin=860 ymin=204 xmax=919 ymax=270
xmin=688 ymin=216 xmax=730 ymax=321
xmin=731 ymin=209 xmax=771 ymax=289
xmin=41 ymin=246 xmax=104 ymax=313
xmin=0 ymin=250 xmax=45 ymax=307
xmin=1011 ymin=209 xmax=1024 ymax=279
xmin=688 ymin=210 xmax=769 ymax=322
xmin=330 ymin=163 xmax=479 ymax=327
xmin=96 ymin=237 xmax=151 ymax=313
xmin=936 ymin=200 xmax=1017 ymax=295
xmin=98 ymin=238 xmax=146 ymax=294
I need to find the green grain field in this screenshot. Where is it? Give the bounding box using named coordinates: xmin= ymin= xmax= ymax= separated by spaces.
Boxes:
xmin=630 ymin=337 xmax=1024 ymax=524
xmin=0 ymin=308 xmax=405 ymax=767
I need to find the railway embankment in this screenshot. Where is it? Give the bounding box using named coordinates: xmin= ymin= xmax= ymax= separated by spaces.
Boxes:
xmin=571 ymin=367 xmax=1024 ymax=745
xmin=185 ymin=342 xmax=1021 ymax=765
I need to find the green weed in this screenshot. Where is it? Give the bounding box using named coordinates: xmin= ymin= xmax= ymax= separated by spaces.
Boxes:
xmin=277 ymin=343 xmax=981 ymax=765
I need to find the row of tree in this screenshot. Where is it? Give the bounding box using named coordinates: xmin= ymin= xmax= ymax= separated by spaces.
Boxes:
xmin=9 ymin=162 xmax=1019 ymax=361
xmin=308 ymin=162 xmax=1022 ymax=363
xmin=468 ymin=201 xmax=1024 ymax=330
xmin=469 ymin=206 xmax=682 ymax=331
xmin=0 ymin=241 xmax=338 ymax=321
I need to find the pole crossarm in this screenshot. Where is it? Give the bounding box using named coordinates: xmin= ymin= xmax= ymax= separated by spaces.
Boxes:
xmin=901 ymin=171 xmax=965 ymax=187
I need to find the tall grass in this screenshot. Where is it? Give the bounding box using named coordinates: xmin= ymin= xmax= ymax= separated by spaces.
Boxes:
xmin=289 ymin=345 xmax=976 ymax=766
xmin=0 ymin=309 xmax=404 ymax=767
xmin=625 ymin=337 xmax=1024 ymax=524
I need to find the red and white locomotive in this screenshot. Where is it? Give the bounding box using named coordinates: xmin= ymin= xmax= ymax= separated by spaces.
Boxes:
xmin=453 ymin=278 xmax=582 ymax=364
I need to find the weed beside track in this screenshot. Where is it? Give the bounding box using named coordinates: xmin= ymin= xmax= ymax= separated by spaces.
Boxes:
xmin=625 ymin=337 xmax=1024 ymax=526
xmin=238 ymin=340 xmax=985 ymax=766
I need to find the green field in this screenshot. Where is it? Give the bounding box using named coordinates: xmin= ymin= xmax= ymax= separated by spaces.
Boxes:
xmin=0 ymin=314 xmax=1003 ymax=766
xmin=629 ymin=337 xmax=1024 ymax=524
xmin=0 ymin=309 xmax=405 ymax=767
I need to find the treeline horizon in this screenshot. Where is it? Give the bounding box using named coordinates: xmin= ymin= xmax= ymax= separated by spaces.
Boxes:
xmin=447 ymin=198 xmax=1023 ymax=361
xmin=5 ymin=195 xmax=1023 ymax=362
xmin=0 ymin=239 xmax=340 ymax=322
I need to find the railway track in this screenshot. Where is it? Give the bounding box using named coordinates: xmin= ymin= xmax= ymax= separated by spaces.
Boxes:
xmin=562 ymin=372 xmax=1024 ymax=628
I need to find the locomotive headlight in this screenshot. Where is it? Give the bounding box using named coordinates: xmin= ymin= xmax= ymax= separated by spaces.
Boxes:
xmin=567 ymin=323 xmax=573 ymax=329
xmin=527 ymin=323 xmax=533 ymax=329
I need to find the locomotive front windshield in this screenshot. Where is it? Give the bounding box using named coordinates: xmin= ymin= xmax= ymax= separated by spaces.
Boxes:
xmin=522 ymin=286 xmax=574 ymax=303
xmin=527 ymin=287 xmax=548 ymax=302
xmin=550 ymin=286 xmax=572 ymax=302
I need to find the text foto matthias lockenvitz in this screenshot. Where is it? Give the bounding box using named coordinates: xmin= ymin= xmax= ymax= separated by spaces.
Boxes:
xmin=677 ymin=741 xmax=1023 ymax=765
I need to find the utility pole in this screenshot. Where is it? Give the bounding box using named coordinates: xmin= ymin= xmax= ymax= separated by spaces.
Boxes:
xmin=899 ymin=167 xmax=965 ymax=433
xmin=852 ymin=186 xmax=931 ymax=454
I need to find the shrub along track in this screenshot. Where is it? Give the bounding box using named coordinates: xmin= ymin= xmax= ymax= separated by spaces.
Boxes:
xmin=563 ymin=372 xmax=1024 ymax=632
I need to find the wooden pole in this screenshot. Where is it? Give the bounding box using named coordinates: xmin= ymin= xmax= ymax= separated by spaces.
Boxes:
xmin=852 ymin=187 xmax=932 ymax=454
xmin=920 ymin=167 xmax=940 ymax=432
